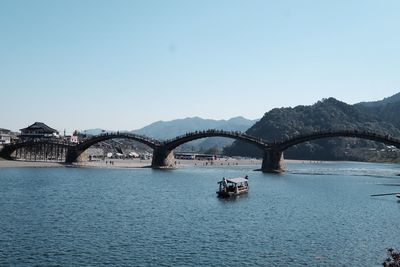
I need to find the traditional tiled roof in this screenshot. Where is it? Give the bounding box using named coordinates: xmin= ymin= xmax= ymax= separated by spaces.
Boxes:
xmin=20 ymin=122 xmax=59 ymax=134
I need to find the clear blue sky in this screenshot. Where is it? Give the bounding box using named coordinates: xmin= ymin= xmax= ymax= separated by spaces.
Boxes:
xmin=1 ymin=0 xmax=400 ymax=133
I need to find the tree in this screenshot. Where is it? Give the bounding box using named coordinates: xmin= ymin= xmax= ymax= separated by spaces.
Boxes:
xmin=383 ymin=248 xmax=400 ymax=267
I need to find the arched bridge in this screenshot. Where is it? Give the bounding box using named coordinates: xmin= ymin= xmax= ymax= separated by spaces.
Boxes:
xmin=151 ymin=129 xmax=270 ymax=168
xmin=66 ymin=132 xmax=162 ymax=163
xmin=262 ymin=130 xmax=400 ymax=172
xmin=2 ymin=129 xmax=400 ymax=173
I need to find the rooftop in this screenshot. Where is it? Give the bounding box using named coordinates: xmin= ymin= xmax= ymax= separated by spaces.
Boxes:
xmin=20 ymin=122 xmax=58 ymax=134
xmin=218 ymin=177 xmax=248 ymax=184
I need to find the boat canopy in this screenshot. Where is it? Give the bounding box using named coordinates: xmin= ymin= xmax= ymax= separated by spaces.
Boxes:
xmin=218 ymin=177 xmax=248 ymax=184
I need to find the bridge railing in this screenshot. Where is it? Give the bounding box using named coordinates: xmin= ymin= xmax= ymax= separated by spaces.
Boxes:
xmin=80 ymin=132 xmax=160 ymax=145
xmin=13 ymin=139 xmax=74 ymax=146
xmin=163 ymin=129 xmax=268 ymax=145
xmin=276 ymin=129 xmax=400 ymax=145
xmin=163 ymin=129 xmax=233 ymax=143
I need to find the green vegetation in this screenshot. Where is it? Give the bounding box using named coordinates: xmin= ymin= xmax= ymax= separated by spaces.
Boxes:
xmin=224 ymin=95 xmax=400 ymax=162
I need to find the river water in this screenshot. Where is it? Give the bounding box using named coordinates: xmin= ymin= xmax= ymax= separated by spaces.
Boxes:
xmin=1 ymin=161 xmax=400 ymax=266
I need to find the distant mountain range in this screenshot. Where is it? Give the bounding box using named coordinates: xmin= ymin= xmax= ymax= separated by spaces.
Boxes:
xmin=132 ymin=116 xmax=257 ymax=139
xmin=82 ymin=128 xmax=113 ymax=136
xmin=224 ymin=92 xmax=400 ymax=162
xmin=84 ymin=116 xmax=258 ymax=153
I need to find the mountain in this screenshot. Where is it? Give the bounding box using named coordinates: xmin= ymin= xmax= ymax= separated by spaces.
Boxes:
xmin=81 ymin=128 xmax=128 ymax=136
xmin=132 ymin=116 xmax=256 ymax=139
xmin=224 ymin=96 xmax=400 ymax=161
xmin=132 ymin=116 xmax=258 ymax=152
xmin=357 ymin=92 xmax=400 ymax=108
xmin=356 ymin=93 xmax=400 ymax=130
xmin=81 ymin=128 xmax=107 ymax=136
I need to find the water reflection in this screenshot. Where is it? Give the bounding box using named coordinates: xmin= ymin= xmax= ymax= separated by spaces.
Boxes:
xmin=217 ymin=193 xmax=249 ymax=202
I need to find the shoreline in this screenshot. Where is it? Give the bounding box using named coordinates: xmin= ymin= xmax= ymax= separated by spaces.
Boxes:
xmin=0 ymin=158 xmax=390 ymax=169
xmin=0 ymin=160 xmax=67 ymax=168
xmin=0 ymin=158 xmax=265 ymax=169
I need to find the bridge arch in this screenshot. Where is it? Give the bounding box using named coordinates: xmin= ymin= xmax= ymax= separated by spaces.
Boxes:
xmin=261 ymin=130 xmax=400 ymax=173
xmin=274 ymin=130 xmax=400 ymax=151
xmin=150 ymin=129 xmax=270 ymax=169
xmin=163 ymin=129 xmax=269 ymax=151
xmin=66 ymin=133 xmax=161 ymax=163
xmin=76 ymin=133 xmax=160 ymax=152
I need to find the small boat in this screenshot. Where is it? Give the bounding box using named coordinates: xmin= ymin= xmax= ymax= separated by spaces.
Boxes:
xmin=217 ymin=176 xmax=249 ymax=197
xmin=396 ymin=194 xmax=400 ymax=199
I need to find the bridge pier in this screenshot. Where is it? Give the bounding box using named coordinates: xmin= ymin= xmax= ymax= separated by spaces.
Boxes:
xmin=261 ymin=149 xmax=284 ymax=173
xmin=151 ymin=147 xmax=175 ymax=169
xmin=0 ymin=145 xmax=13 ymax=160
xmin=65 ymin=147 xmax=79 ymax=163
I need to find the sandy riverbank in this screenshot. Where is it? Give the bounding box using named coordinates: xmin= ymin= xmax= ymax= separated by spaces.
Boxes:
xmin=0 ymin=158 xmax=317 ymax=169
xmin=0 ymin=158 xmax=265 ymax=169
xmin=0 ymin=159 xmax=66 ymax=168
xmin=74 ymin=158 xmax=264 ymax=168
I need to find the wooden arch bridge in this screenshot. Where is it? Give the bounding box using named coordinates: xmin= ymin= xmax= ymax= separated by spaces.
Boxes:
xmin=1 ymin=129 xmax=400 ymax=172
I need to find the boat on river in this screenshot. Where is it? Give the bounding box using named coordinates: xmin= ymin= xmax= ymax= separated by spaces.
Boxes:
xmin=217 ymin=176 xmax=249 ymax=197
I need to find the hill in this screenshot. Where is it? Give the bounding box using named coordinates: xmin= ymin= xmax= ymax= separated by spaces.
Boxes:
xmin=357 ymin=92 xmax=400 ymax=108
xmin=224 ymin=96 xmax=400 ymax=161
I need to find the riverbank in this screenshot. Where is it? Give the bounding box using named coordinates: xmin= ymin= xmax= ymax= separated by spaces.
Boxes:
xmin=0 ymin=158 xmax=345 ymax=169
xmin=0 ymin=158 xmax=264 ymax=169
xmin=0 ymin=159 xmax=66 ymax=168
xmin=66 ymin=158 xmax=263 ymax=169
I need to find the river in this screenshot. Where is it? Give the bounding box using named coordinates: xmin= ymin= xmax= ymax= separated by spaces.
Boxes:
xmin=1 ymin=161 xmax=400 ymax=266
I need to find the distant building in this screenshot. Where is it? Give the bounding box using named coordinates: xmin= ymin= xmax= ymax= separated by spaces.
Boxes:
xmin=19 ymin=122 xmax=59 ymax=142
xmin=174 ymin=152 xmax=217 ymax=160
xmin=174 ymin=152 xmax=196 ymax=160
xmin=69 ymin=130 xmax=86 ymax=143
xmin=70 ymin=135 xmax=79 ymax=143
xmin=0 ymin=128 xmax=11 ymax=144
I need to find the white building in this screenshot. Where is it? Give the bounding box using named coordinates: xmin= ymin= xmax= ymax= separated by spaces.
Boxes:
xmin=0 ymin=128 xmax=11 ymax=144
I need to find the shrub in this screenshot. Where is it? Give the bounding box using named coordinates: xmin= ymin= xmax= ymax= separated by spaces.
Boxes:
xmin=383 ymin=248 xmax=400 ymax=267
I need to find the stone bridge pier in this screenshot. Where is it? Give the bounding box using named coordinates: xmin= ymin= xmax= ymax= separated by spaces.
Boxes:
xmin=65 ymin=147 xmax=79 ymax=163
xmin=261 ymin=149 xmax=284 ymax=173
xmin=151 ymin=146 xmax=175 ymax=169
xmin=0 ymin=145 xmax=13 ymax=160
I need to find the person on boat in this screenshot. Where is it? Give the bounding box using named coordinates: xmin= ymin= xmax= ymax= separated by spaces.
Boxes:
xmin=245 ymin=175 xmax=248 ymax=180
xmin=222 ymin=177 xmax=228 ymax=191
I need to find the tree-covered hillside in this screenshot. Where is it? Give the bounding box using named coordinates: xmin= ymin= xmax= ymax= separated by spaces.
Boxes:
xmin=224 ymin=97 xmax=400 ymax=161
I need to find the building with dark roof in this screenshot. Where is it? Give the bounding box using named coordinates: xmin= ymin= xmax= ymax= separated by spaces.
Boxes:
xmin=19 ymin=122 xmax=59 ymax=141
